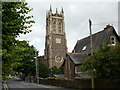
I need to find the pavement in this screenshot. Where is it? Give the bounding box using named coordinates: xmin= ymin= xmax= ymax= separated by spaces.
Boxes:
xmin=2 ymin=80 xmax=73 ymax=90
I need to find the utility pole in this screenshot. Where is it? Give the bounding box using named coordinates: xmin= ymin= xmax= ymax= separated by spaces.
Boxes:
xmin=35 ymin=48 xmax=39 ymax=84
xmin=89 ymin=19 xmax=93 ymax=56
xmin=89 ymin=19 xmax=94 ymax=89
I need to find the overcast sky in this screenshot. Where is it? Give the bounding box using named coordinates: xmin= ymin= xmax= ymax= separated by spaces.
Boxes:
xmin=17 ymin=0 xmax=119 ymax=56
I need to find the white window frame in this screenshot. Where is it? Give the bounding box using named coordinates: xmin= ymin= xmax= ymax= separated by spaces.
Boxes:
xmin=110 ymin=36 xmax=116 ymax=46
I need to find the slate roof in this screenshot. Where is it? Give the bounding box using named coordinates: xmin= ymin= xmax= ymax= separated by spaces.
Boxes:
xmin=72 ymin=25 xmax=120 ymax=53
xmin=67 ymin=25 xmax=120 ymax=65
xmin=67 ymin=54 xmax=89 ymax=64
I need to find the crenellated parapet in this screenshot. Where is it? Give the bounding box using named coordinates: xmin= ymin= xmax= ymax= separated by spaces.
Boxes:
xmin=46 ymin=5 xmax=64 ymax=18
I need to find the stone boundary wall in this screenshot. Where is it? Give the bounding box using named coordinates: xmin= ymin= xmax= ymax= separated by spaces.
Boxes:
xmin=25 ymin=77 xmax=120 ymax=89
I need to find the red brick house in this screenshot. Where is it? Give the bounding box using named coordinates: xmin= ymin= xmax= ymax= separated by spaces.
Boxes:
xmin=65 ymin=25 xmax=120 ymax=79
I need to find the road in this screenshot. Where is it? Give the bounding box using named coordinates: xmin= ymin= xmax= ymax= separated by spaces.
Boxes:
xmin=5 ymin=80 xmax=73 ymax=90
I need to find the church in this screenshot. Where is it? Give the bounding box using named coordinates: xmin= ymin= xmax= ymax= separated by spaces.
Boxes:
xmin=43 ymin=7 xmax=120 ymax=80
xmin=64 ymin=25 xmax=120 ymax=79
xmin=44 ymin=6 xmax=67 ymax=68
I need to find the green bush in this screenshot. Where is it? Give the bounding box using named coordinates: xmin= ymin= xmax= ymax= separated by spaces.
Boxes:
xmin=49 ymin=66 xmax=64 ymax=77
xmin=39 ymin=62 xmax=50 ymax=78
xmin=80 ymin=43 xmax=120 ymax=79
xmin=2 ymin=76 xmax=14 ymax=80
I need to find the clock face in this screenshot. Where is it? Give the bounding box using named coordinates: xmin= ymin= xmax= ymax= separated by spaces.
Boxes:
xmin=55 ymin=54 xmax=63 ymax=62
xmin=56 ymin=38 xmax=61 ymax=43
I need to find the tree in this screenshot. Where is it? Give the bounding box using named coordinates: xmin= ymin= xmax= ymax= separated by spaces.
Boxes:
xmin=80 ymin=43 xmax=120 ymax=79
xmin=13 ymin=41 xmax=36 ymax=78
xmin=2 ymin=40 xmax=38 ymax=79
xmin=2 ymin=1 xmax=35 ymax=77
xmin=39 ymin=62 xmax=50 ymax=78
xmin=49 ymin=66 xmax=64 ymax=77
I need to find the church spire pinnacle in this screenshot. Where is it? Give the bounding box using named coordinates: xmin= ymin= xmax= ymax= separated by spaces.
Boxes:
xmin=49 ymin=5 xmax=52 ymax=16
xmin=50 ymin=5 xmax=52 ymax=11
xmin=46 ymin=10 xmax=48 ymax=17
xmin=61 ymin=7 xmax=64 ymax=13
xmin=61 ymin=7 xmax=64 ymax=17
xmin=56 ymin=8 xmax=58 ymax=14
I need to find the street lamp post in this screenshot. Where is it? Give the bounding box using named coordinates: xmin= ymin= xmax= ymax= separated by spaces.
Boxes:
xmin=34 ymin=48 xmax=39 ymax=84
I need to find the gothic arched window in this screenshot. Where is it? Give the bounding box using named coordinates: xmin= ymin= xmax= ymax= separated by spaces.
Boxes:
xmin=53 ymin=19 xmax=56 ymax=24
xmin=52 ymin=19 xmax=56 ymax=33
xmin=58 ymin=21 xmax=62 ymax=34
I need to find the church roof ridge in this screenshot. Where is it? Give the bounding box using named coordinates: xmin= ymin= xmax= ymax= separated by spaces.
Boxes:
xmin=77 ymin=25 xmax=114 ymax=43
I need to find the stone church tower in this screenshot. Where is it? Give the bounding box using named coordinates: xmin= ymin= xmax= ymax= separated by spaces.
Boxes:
xmin=44 ymin=6 xmax=67 ymax=68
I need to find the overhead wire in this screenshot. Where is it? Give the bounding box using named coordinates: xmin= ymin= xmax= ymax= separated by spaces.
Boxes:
xmin=92 ymin=22 xmax=119 ymax=25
